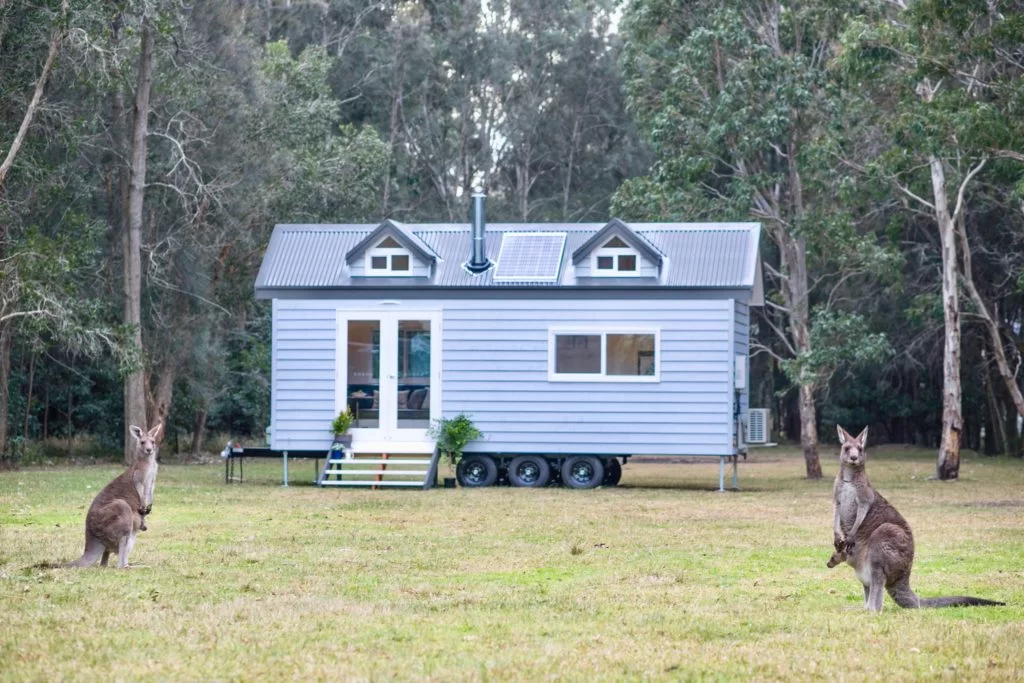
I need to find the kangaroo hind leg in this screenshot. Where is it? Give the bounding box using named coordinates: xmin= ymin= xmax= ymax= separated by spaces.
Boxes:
xmin=866 ymin=567 xmax=886 ymax=612
xmin=117 ymin=531 xmax=138 ymax=569
xmin=65 ymin=534 xmax=105 ymax=568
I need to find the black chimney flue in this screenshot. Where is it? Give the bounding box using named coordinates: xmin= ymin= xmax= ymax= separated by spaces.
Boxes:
xmin=466 ymin=187 xmax=492 ymax=273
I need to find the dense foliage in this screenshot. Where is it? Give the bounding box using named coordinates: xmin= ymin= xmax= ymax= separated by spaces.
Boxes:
xmin=0 ymin=0 xmax=1021 ymax=468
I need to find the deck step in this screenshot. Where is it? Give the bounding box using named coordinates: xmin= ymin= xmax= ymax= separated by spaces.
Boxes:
xmin=324 ymin=458 xmax=431 ymax=466
xmin=318 ymin=447 xmax=441 ymax=490
xmin=320 ymin=480 xmax=428 ymax=487
xmin=321 ymin=469 xmax=428 ymax=476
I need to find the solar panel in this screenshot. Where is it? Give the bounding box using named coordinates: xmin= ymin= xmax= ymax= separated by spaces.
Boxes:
xmin=492 ymin=232 xmax=566 ymax=282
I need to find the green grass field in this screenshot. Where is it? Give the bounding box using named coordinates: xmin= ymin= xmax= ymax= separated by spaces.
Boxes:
xmin=1 ymin=447 xmax=1022 ymax=681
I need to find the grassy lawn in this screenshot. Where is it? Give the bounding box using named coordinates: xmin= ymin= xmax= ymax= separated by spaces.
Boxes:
xmin=1 ymin=447 xmax=1022 ymax=681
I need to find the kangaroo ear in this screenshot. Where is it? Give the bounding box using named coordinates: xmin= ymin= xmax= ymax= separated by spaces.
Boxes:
xmin=836 ymin=425 xmax=849 ymax=444
xmin=148 ymin=423 xmax=163 ymax=440
xmin=129 ymin=425 xmax=143 ymax=442
xmin=855 ymin=426 xmax=868 ymax=447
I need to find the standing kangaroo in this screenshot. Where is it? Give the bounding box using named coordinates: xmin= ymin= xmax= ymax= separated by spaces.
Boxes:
xmin=832 ymin=425 xmax=1003 ymax=611
xmin=65 ymin=423 xmax=162 ymax=568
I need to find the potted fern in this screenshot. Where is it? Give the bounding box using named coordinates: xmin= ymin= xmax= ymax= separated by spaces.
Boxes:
xmin=427 ymin=414 xmax=482 ymax=488
xmin=330 ymin=408 xmax=355 ymax=448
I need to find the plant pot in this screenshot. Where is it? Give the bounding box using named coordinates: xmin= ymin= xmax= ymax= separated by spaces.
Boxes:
xmin=333 ymin=433 xmax=353 ymax=447
xmin=443 ymin=477 xmax=456 ymax=489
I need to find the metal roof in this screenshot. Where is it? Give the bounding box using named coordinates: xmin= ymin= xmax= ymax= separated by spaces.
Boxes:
xmin=255 ymin=221 xmax=761 ymax=291
xmin=571 ymin=218 xmax=665 ymax=266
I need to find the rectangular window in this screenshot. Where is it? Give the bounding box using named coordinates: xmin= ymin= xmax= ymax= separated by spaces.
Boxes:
xmin=371 ymin=255 xmax=387 ymax=270
xmin=549 ymin=328 xmax=659 ymax=382
xmin=617 ymin=254 xmax=637 ymax=272
xmin=391 ymin=254 xmax=410 ymax=271
xmin=596 ymin=255 xmax=614 ymax=270
xmin=555 ymin=334 xmax=601 ymax=374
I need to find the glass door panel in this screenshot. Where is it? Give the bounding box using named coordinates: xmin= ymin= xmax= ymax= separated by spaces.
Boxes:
xmin=346 ymin=320 xmax=380 ymax=428
xmin=396 ymin=320 xmax=431 ymax=429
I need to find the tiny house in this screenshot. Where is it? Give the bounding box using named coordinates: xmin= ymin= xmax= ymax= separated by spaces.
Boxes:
xmin=255 ymin=192 xmax=762 ymax=488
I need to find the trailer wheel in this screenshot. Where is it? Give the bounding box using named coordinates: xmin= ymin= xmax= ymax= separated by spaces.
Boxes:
xmin=561 ymin=456 xmax=604 ymax=489
xmin=457 ymin=455 xmax=498 ymax=487
xmin=603 ymin=458 xmax=622 ymax=486
xmin=508 ymin=456 xmax=551 ymax=487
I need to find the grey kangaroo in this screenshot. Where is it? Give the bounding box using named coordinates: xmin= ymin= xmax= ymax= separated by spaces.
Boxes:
xmin=832 ymin=425 xmax=1003 ymax=611
xmin=65 ymin=423 xmax=162 ymax=568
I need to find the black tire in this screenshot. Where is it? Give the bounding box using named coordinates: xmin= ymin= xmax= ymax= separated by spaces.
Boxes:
xmin=457 ymin=455 xmax=498 ymax=487
xmin=561 ymin=455 xmax=604 ymax=489
xmin=603 ymin=458 xmax=622 ymax=486
xmin=508 ymin=455 xmax=551 ymax=487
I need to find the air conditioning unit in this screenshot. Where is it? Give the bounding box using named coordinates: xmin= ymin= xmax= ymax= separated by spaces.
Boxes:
xmin=747 ymin=408 xmax=769 ymax=445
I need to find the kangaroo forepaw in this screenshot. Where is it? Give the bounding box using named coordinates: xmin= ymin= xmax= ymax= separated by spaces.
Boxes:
xmin=139 ymin=505 xmax=152 ymax=516
xmin=843 ymin=538 xmax=856 ymax=553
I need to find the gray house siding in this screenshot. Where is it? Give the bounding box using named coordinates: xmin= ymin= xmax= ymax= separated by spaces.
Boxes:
xmin=270 ymin=298 xmax=338 ymax=450
xmin=269 ymin=296 xmax=736 ymax=456
xmin=732 ymin=299 xmax=750 ymax=443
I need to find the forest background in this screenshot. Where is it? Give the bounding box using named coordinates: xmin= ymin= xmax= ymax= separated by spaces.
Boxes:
xmin=1 ymin=0 xmax=1022 ymax=480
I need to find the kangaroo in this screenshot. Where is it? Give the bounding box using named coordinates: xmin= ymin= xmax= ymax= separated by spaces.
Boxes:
xmin=826 ymin=546 xmax=847 ymax=569
xmin=832 ymin=425 xmax=1003 ymax=611
xmin=65 ymin=423 xmax=162 ymax=568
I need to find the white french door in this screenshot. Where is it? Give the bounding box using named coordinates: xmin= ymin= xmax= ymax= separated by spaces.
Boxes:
xmin=336 ymin=310 xmax=441 ymax=451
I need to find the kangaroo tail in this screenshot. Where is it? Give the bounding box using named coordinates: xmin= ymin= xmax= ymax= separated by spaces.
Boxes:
xmin=886 ymin=578 xmax=923 ymax=608
xmin=918 ymin=596 xmax=1005 ymax=608
xmin=64 ymin=535 xmax=104 ymax=568
xmin=888 ymin=577 xmax=1003 ymax=608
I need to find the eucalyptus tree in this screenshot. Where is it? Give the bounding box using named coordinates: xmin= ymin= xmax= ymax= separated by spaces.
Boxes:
xmin=0 ymin=0 xmax=124 ymax=460
xmin=616 ymin=0 xmax=894 ymax=478
xmin=837 ymin=0 xmax=1024 ymax=478
xmin=492 ymin=0 xmax=647 ymax=221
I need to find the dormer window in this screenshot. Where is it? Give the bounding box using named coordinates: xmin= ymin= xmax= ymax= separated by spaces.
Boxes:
xmin=366 ymin=236 xmax=414 ymax=276
xmin=592 ymin=237 xmax=640 ymax=276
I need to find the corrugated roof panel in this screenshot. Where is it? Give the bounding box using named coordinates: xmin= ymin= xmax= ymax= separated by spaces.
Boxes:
xmin=254 ymin=222 xmax=760 ymax=290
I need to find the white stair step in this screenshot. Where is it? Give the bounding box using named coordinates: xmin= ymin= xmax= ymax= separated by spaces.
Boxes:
xmin=321 ymin=469 xmax=428 ymax=476
xmin=320 ymin=480 xmax=427 ymax=487
xmin=325 ymin=458 xmax=431 ymax=465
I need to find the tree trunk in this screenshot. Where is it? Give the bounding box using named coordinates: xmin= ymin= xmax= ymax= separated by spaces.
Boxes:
xmin=42 ymin=382 xmax=49 ymax=440
xmin=776 ymin=134 xmax=821 ymax=479
xmin=381 ymin=77 xmax=401 ymax=214
xmin=930 ymin=156 xmax=962 ymax=480
xmin=23 ymin=351 xmax=34 ymax=439
xmin=957 ymin=215 xmax=1024 ymax=425
xmin=779 ymin=200 xmax=820 ymax=475
xmin=146 ymin=364 xmax=175 ymax=440
xmin=0 ymin=321 xmax=12 ymax=461
xmin=190 ymin=409 xmax=208 ymax=458
xmin=122 ymin=16 xmax=154 ymax=464
xmin=984 ymin=361 xmax=1008 ymax=455
xmin=66 ymin=372 xmax=72 ymax=457
xmin=0 ymin=0 xmax=69 ymax=191
xmin=799 ymin=382 xmax=821 ymax=478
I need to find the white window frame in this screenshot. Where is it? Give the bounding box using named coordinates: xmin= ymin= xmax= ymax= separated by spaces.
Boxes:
xmin=547 ymin=326 xmax=661 ymax=382
xmin=591 ymin=246 xmax=642 ymax=277
xmin=364 ymin=240 xmax=416 ymax=276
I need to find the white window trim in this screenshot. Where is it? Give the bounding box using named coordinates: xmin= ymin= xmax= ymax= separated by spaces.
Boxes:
xmin=547 ymin=326 xmax=661 ymax=382
xmin=591 ymin=247 xmax=643 ymax=277
xmin=364 ymin=243 xmax=417 ymax=276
